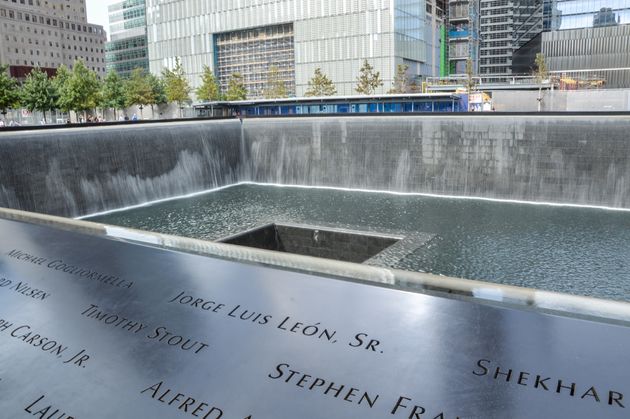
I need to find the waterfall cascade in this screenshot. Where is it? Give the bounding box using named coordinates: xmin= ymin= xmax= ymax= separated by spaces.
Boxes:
xmin=1 ymin=115 xmax=629 ymax=217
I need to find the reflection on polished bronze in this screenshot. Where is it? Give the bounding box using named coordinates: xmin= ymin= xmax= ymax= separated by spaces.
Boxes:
xmin=0 ymin=217 xmax=628 ymax=418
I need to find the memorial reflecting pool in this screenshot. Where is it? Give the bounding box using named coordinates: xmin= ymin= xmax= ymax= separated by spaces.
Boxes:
xmin=87 ymin=184 xmax=630 ymax=302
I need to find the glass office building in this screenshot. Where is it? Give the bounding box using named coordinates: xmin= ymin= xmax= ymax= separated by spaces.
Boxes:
xmin=146 ymin=0 xmax=442 ymax=98
xmin=544 ymin=0 xmax=630 ymax=30
xmin=540 ymin=0 xmax=630 ymax=87
xmin=106 ymin=0 xmax=149 ymax=77
xmin=478 ymin=0 xmax=542 ymax=76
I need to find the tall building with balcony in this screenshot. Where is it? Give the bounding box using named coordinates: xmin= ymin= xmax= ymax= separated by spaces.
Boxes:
xmin=541 ymin=0 xmax=630 ymax=87
xmin=106 ymin=0 xmax=149 ymax=77
xmin=447 ymin=0 xmax=480 ymax=74
xmin=0 ymin=0 xmax=107 ymax=79
xmin=146 ymin=0 xmax=439 ymax=99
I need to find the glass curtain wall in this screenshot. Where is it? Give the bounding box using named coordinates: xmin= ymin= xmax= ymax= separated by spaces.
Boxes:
xmin=544 ymin=0 xmax=630 ymax=30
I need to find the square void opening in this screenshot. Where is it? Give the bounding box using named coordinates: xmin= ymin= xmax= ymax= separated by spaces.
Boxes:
xmin=218 ymin=223 xmax=400 ymax=264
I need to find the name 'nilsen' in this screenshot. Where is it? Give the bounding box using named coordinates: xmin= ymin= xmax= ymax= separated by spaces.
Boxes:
xmin=473 ymin=359 xmax=624 ymax=408
xmin=5 ymin=249 xmax=133 ymax=289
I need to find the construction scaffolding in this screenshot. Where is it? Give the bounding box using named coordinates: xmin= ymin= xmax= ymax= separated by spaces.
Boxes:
xmin=215 ymin=23 xmax=295 ymax=99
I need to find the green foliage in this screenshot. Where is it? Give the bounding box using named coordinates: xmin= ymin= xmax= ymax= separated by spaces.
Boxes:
xmin=305 ymin=68 xmax=337 ymax=97
xmin=465 ymin=58 xmax=476 ymax=92
xmin=225 ymin=73 xmax=247 ymax=101
xmin=263 ymin=65 xmax=288 ymax=99
xmin=147 ymin=73 xmax=167 ymax=105
xmin=0 ymin=65 xmax=21 ymax=114
xmin=100 ymin=71 xmax=126 ymax=112
xmin=162 ymin=57 xmax=191 ymax=107
xmin=355 ymin=59 xmax=383 ymax=95
xmin=52 ymin=65 xmax=72 ymax=112
xmin=20 ymin=68 xmax=58 ymax=123
xmin=534 ymin=53 xmax=548 ymax=83
xmin=196 ymin=65 xmax=222 ymax=102
xmin=388 ymin=64 xmax=410 ymax=94
xmin=56 ymin=60 xmax=101 ymax=114
xmin=125 ymin=68 xmax=154 ymax=108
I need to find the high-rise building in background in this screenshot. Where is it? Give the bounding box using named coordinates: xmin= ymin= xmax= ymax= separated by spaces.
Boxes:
xmin=540 ymin=0 xmax=630 ymax=87
xmin=447 ymin=0 xmax=480 ymax=74
xmin=543 ymin=0 xmax=629 ymax=31
xmin=106 ymin=0 xmax=149 ymax=77
xmin=479 ymin=0 xmax=511 ymax=75
xmin=425 ymin=0 xmax=448 ymax=78
xmin=0 ymin=0 xmax=107 ymax=79
xmin=513 ymin=0 xmax=543 ymax=50
xmin=146 ymin=0 xmax=442 ymax=98
xmin=478 ymin=0 xmax=542 ymax=77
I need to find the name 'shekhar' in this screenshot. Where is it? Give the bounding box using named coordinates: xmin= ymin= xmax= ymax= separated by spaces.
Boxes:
xmin=473 ymin=359 xmax=625 ymax=408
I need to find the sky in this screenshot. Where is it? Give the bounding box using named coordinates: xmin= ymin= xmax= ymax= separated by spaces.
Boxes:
xmin=85 ymin=0 xmax=119 ymax=38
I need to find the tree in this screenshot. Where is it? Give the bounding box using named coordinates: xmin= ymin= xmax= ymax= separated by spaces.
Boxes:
xmin=225 ymin=73 xmax=247 ymax=101
xmin=100 ymin=70 xmax=126 ymax=120
xmin=57 ymin=60 xmax=101 ymax=121
xmin=465 ymin=58 xmax=476 ymax=93
xmin=147 ymin=73 xmax=167 ymax=118
xmin=305 ymin=68 xmax=337 ymax=97
xmin=388 ymin=64 xmax=410 ymax=94
xmin=533 ymin=53 xmax=549 ymax=112
xmin=355 ymin=59 xmax=383 ymax=95
xmin=196 ymin=65 xmax=222 ymax=102
xmin=533 ymin=53 xmax=548 ymax=84
xmin=53 ymin=64 xmax=72 ymax=113
xmin=0 ymin=65 xmax=21 ymax=120
xmin=125 ymin=68 xmax=154 ymax=119
xmin=263 ymin=65 xmax=288 ymax=99
xmin=162 ymin=57 xmax=191 ymax=117
xmin=20 ymin=68 xmax=58 ymax=123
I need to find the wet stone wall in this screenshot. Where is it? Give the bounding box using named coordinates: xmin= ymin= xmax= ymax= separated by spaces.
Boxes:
xmin=1 ymin=115 xmax=630 ymax=218
xmin=0 ymin=120 xmax=243 ymax=217
xmin=242 ymin=115 xmax=630 ymax=208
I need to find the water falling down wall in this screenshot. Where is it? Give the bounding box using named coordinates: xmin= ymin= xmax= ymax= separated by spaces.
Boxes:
xmin=1 ymin=115 xmax=630 ymax=218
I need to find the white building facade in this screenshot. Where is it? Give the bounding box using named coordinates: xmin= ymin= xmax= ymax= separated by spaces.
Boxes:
xmin=146 ymin=0 xmax=439 ymax=98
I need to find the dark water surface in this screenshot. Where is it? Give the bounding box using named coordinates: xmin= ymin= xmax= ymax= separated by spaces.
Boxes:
xmin=87 ymin=184 xmax=630 ymax=302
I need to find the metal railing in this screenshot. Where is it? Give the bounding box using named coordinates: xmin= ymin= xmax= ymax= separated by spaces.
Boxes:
xmin=426 ymin=69 xmax=628 ymax=90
